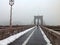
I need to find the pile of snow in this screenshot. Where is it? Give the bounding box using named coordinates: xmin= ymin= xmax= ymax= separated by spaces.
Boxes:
xmin=39 ymin=26 xmax=52 ymax=45
xmin=0 ymin=26 xmax=35 ymax=45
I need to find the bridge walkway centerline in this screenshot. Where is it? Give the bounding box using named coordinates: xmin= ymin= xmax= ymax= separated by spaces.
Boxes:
xmin=9 ymin=26 xmax=51 ymax=45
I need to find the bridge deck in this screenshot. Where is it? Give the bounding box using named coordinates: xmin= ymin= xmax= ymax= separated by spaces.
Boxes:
xmin=9 ymin=27 xmax=47 ymax=45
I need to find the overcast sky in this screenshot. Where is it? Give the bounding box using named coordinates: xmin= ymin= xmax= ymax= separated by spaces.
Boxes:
xmin=0 ymin=0 xmax=60 ymax=25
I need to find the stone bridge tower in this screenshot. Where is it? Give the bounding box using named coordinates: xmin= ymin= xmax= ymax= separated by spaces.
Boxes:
xmin=34 ymin=16 xmax=43 ymax=25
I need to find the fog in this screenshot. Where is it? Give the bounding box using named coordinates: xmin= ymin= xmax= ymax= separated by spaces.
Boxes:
xmin=0 ymin=0 xmax=60 ymax=25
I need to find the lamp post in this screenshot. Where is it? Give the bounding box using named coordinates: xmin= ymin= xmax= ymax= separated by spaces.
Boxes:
xmin=9 ymin=0 xmax=14 ymax=29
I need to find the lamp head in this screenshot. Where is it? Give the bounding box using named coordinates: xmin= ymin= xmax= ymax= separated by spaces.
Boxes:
xmin=9 ymin=0 xmax=14 ymax=6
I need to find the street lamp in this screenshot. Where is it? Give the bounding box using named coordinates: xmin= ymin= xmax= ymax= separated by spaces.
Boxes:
xmin=9 ymin=0 xmax=14 ymax=29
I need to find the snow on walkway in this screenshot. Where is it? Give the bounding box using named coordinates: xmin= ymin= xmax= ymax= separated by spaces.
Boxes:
xmin=39 ymin=26 xmax=52 ymax=45
xmin=0 ymin=26 xmax=35 ymax=45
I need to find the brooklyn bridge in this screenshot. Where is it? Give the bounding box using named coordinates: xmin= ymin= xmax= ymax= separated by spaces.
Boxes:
xmin=0 ymin=16 xmax=60 ymax=45
xmin=0 ymin=0 xmax=60 ymax=45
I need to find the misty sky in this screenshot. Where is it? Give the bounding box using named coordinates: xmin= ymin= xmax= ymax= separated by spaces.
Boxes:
xmin=0 ymin=0 xmax=60 ymax=25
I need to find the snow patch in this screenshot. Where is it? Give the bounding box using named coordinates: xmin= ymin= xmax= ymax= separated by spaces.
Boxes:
xmin=0 ymin=26 xmax=35 ymax=45
xmin=39 ymin=26 xmax=52 ymax=45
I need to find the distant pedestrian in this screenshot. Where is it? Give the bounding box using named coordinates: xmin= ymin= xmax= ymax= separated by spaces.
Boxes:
xmin=37 ymin=25 xmax=39 ymax=29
